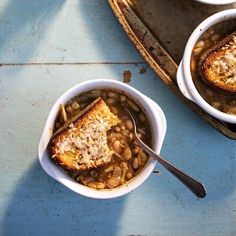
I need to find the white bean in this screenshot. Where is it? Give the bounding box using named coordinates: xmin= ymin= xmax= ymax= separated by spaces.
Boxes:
xmin=106 ymin=177 xmax=120 ymax=188
xmin=211 ymin=34 xmax=220 ymax=42
xmin=139 ymin=113 xmax=146 ymax=122
xmin=193 ymin=40 xmax=205 ymax=56
xmin=65 ymin=104 xmax=73 ymax=114
xmin=88 ymin=182 xmax=105 ymax=189
xmin=104 ymin=165 xmax=114 ymax=173
xmin=211 ymin=101 xmax=221 ymax=109
xmin=120 ymin=95 xmax=127 ymax=102
xmin=106 ymin=98 xmax=115 ymax=105
xmin=121 ymin=125 xmax=126 ymax=130
xmin=114 ymin=126 xmax=121 ymax=132
xmin=208 ymin=28 xmax=215 ymax=36
xmin=137 ymin=133 xmax=142 ymax=139
xmin=133 ymin=147 xmax=140 ymax=155
xmin=71 ymin=101 xmax=80 ymax=110
xmin=108 ymin=91 xmax=116 ymax=98
xmin=113 ymin=166 xmax=122 ymax=178
xmin=110 ymin=106 xmax=118 ymax=115
xmin=113 ymin=140 xmax=121 ymax=153
xmin=123 ymin=146 xmax=132 ymax=160
xmin=132 ymin=157 xmax=139 ymax=169
xmin=127 ymin=100 xmax=140 ymax=112
xmin=126 ymin=172 xmax=133 ymax=180
xmin=193 ymin=47 xmax=203 ymax=56
xmin=194 ymin=40 xmax=205 ymax=49
xmin=126 ymin=119 xmax=133 ymax=130
xmin=106 ymin=166 xmax=122 ymax=188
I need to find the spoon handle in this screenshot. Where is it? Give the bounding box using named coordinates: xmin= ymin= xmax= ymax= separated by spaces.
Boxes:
xmin=137 ymin=140 xmax=206 ymax=198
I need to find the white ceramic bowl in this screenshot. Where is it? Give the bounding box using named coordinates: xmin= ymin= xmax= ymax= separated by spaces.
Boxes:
xmin=177 ymin=9 xmax=236 ymax=124
xmin=38 ymin=79 xmax=166 ymax=199
xmin=194 ymin=0 xmax=236 ymax=5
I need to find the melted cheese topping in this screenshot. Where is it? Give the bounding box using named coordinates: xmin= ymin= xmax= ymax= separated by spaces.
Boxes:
xmin=54 ymin=115 xmax=117 ymax=168
xmin=210 ymin=36 xmax=236 ymax=84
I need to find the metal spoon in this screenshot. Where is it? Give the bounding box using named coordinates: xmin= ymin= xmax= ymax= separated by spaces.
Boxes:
xmin=125 ymin=108 xmax=206 ymax=198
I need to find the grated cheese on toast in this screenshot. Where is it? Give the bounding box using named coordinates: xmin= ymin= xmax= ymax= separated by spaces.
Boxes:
xmin=51 ymin=97 xmax=120 ymax=172
xmin=199 ymin=32 xmax=236 ymax=93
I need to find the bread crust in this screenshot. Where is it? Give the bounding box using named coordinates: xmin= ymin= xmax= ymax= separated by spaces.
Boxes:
xmin=50 ymin=97 xmax=119 ymax=172
xmin=198 ymin=31 xmax=236 ymax=93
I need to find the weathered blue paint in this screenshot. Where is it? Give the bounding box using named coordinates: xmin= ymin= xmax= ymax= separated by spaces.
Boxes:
xmin=0 ymin=1 xmax=235 ymax=236
xmin=0 ymin=0 xmax=142 ymax=63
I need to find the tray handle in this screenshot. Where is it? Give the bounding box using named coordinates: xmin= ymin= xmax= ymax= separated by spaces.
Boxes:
xmin=176 ymin=61 xmax=195 ymax=102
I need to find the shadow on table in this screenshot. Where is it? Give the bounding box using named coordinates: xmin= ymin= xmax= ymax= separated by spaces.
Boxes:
xmin=155 ymin=119 xmax=236 ymax=203
xmin=0 ymin=0 xmax=64 ymax=62
xmin=1 ymin=160 xmax=125 ymax=236
xmin=76 ymin=0 xmax=143 ymax=63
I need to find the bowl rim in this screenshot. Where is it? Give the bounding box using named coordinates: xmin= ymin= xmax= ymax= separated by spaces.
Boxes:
xmin=38 ymin=79 xmax=167 ymax=199
xmin=182 ymin=9 xmax=236 ymax=124
xmin=194 ymin=0 xmax=236 ymax=5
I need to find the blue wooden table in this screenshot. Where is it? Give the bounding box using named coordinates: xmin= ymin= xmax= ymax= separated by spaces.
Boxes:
xmin=0 ymin=1 xmax=235 ymax=235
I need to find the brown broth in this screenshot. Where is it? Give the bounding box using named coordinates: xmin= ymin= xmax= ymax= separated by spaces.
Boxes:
xmin=53 ymin=89 xmax=152 ymax=189
xmin=191 ymin=20 xmax=236 ymax=115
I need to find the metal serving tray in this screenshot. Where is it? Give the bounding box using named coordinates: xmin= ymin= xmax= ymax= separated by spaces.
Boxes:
xmin=109 ymin=0 xmax=236 ymax=139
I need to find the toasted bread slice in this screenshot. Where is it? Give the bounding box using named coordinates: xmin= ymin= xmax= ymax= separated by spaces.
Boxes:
xmin=198 ymin=31 xmax=236 ymax=93
xmin=51 ymin=97 xmax=120 ymax=172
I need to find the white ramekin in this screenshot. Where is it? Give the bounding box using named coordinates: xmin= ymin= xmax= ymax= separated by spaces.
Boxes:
xmin=38 ymin=79 xmax=166 ymax=199
xmin=177 ymin=9 xmax=236 ymax=124
xmin=194 ymin=0 xmax=236 ymax=5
